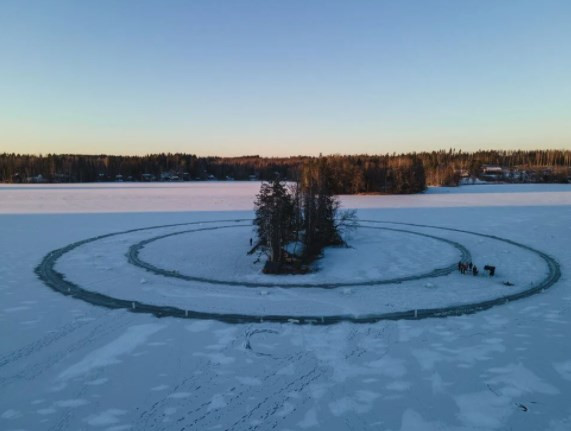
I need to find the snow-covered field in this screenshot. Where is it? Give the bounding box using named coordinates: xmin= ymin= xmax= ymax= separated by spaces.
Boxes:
xmin=1 ymin=182 xmax=570 ymax=430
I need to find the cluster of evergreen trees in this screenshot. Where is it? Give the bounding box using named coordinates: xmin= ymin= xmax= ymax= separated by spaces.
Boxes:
xmin=254 ymin=179 xmax=297 ymax=269
xmin=1 ymin=149 xmax=569 ymax=190
xmin=254 ymin=159 xmax=355 ymax=274
xmin=0 ymin=152 xmax=427 ymax=193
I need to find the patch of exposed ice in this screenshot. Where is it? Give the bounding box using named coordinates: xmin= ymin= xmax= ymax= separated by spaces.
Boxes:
xmin=87 ymin=378 xmax=109 ymax=386
xmin=236 ymin=376 xmax=262 ymax=386
xmin=151 ymin=385 xmax=169 ymax=391
xmin=1 ymin=409 xmax=21 ymax=419
xmin=85 ymin=409 xmax=127 ymax=426
xmin=186 ymin=320 xmax=215 ymax=333
xmin=168 ymin=392 xmax=191 ymax=399
xmin=329 ymin=390 xmax=379 ymax=416
xmin=298 ymin=407 xmax=319 ymax=428
xmin=368 ymin=356 xmax=407 ymax=378
xmin=208 ymin=394 xmax=226 ymax=411
xmin=59 ymin=323 xmax=166 ymax=381
xmin=399 ymin=409 xmax=442 ymax=431
xmin=554 ymin=361 xmax=571 ymax=381
xmin=54 ymin=399 xmax=88 ymax=408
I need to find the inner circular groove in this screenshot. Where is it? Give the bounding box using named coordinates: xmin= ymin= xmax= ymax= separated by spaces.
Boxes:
xmin=127 ymin=224 xmax=470 ymax=288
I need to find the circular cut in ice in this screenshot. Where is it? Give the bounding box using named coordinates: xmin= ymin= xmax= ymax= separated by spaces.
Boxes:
xmin=35 ymin=219 xmax=561 ymax=324
xmin=129 ymin=224 xmax=469 ymax=288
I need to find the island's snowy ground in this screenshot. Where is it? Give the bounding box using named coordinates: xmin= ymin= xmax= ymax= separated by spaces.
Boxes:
xmin=1 ymin=183 xmax=571 ymax=430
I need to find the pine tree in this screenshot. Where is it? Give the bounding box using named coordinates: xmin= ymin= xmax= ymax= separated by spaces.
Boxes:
xmin=253 ymin=176 xmax=295 ymax=266
xmin=298 ymin=158 xmax=344 ymax=259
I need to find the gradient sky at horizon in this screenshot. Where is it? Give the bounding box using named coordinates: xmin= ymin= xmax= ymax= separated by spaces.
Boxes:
xmin=1 ymin=0 xmax=570 ymax=156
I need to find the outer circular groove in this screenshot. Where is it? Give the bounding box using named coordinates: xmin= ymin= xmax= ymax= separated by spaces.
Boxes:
xmin=128 ymin=224 xmax=470 ymax=288
xmin=35 ymin=219 xmax=561 ymax=325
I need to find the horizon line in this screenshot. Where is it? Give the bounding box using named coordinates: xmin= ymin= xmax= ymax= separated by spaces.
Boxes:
xmin=2 ymin=147 xmax=570 ymax=159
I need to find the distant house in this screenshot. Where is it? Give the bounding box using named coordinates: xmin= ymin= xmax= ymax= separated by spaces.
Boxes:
xmin=455 ymin=169 xmax=470 ymax=178
xmin=480 ymin=165 xmax=504 ymax=181
xmin=26 ymin=174 xmax=46 ymax=183
xmin=481 ymin=165 xmax=503 ymax=175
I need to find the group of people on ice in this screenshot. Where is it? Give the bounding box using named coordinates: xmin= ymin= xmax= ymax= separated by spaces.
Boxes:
xmin=458 ymin=261 xmax=496 ymax=277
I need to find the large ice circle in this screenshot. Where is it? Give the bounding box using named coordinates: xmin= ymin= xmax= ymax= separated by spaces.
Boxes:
xmin=36 ymin=219 xmax=560 ymax=324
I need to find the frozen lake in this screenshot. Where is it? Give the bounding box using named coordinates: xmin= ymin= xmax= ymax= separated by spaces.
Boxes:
xmin=1 ymin=183 xmax=570 ymax=430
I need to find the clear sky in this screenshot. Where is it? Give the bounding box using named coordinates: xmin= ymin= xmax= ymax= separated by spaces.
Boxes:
xmin=1 ymin=0 xmax=570 ymax=156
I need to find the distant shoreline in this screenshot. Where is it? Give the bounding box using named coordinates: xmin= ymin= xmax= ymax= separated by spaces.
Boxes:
xmin=2 ymin=150 xmax=569 ymax=192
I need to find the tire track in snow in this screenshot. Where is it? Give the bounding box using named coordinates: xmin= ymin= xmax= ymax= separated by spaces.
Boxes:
xmin=134 ymin=323 xmax=318 ymax=431
xmin=172 ymin=352 xmax=321 ymax=431
xmin=0 ymin=312 xmax=129 ymax=387
xmin=222 ymin=357 xmax=323 ymax=431
xmin=0 ymin=320 xmax=85 ymax=369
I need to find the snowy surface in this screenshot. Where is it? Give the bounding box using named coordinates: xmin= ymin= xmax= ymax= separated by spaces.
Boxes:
xmin=55 ymin=221 xmax=547 ymax=316
xmin=1 ymin=183 xmax=571 ymax=430
xmin=139 ymin=225 xmax=459 ymax=283
xmin=1 ymin=182 xmax=570 ymax=213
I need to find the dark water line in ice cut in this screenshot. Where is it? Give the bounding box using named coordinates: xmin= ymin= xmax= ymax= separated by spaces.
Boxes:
xmin=35 ymin=219 xmax=561 ymax=325
xmin=127 ymin=224 xmax=470 ymax=288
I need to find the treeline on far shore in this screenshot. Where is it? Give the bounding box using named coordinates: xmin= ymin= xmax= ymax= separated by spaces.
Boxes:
xmin=1 ymin=149 xmax=570 ymax=194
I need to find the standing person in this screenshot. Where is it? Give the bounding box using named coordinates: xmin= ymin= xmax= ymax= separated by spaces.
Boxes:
xmin=484 ymin=265 xmax=496 ymax=277
xmin=472 ymin=265 xmax=478 ymax=276
xmin=250 ymin=237 xmax=253 ymax=247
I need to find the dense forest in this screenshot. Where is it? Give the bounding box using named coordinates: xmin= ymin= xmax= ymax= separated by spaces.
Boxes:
xmin=420 ymin=149 xmax=571 ymax=186
xmin=1 ymin=149 xmax=569 ymax=192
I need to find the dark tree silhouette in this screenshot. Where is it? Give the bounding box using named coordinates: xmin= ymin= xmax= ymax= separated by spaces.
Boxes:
xmin=254 ymin=159 xmax=357 ymax=274
xmin=253 ymin=177 xmax=295 ymax=269
xmin=298 ymin=158 xmax=344 ymax=260
xmin=1 ymin=149 xmax=569 ymax=188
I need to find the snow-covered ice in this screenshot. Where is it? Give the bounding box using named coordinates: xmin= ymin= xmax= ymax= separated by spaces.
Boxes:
xmin=1 ymin=182 xmax=570 ymax=430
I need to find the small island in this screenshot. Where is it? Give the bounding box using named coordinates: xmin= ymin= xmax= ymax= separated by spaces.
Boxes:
xmin=253 ymin=158 xmax=357 ymax=274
